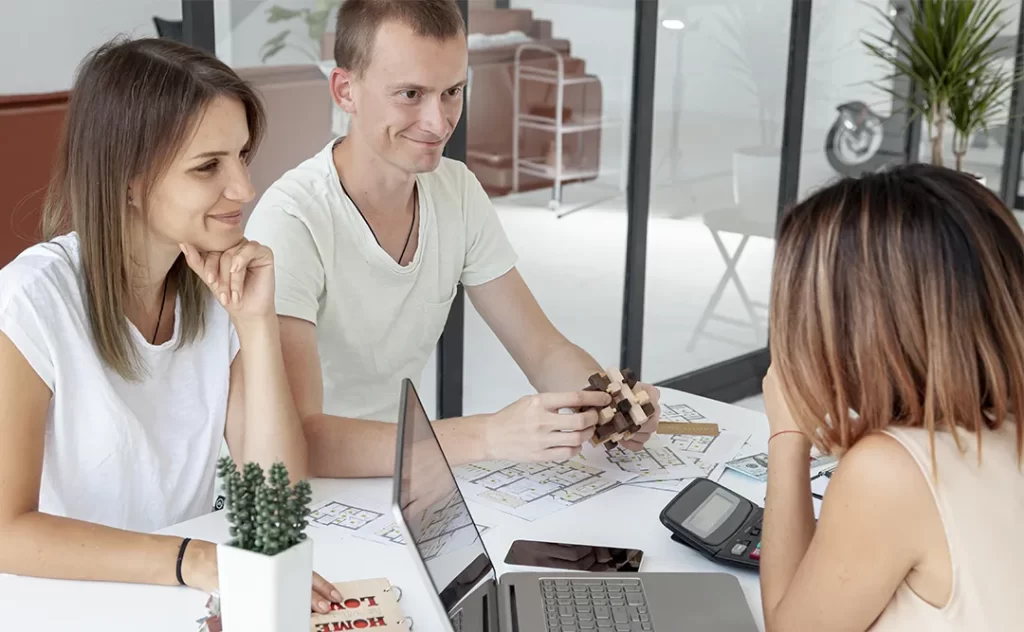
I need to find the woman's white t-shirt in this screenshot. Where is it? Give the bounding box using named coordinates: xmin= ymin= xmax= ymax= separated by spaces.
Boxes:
xmin=0 ymin=233 xmax=239 ymax=533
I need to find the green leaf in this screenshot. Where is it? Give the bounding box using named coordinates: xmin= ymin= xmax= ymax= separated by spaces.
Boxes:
xmin=861 ymin=0 xmax=1016 ymax=165
xmin=260 ymin=29 xmax=291 ymax=63
xmin=304 ymin=7 xmax=332 ymax=43
xmin=260 ymin=42 xmax=286 ymax=64
xmin=266 ymin=6 xmax=303 ymax=23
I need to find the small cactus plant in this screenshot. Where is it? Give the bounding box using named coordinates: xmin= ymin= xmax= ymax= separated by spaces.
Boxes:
xmin=217 ymin=456 xmax=312 ymax=555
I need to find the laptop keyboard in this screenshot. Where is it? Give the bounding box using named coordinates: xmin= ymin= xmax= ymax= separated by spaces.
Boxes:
xmin=542 ymin=578 xmax=653 ymax=631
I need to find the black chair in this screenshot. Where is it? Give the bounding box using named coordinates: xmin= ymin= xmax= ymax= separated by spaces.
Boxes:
xmin=153 ymin=16 xmax=184 ymax=42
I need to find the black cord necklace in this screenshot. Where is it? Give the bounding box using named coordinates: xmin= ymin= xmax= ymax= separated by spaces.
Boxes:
xmin=341 ymin=178 xmax=418 ymax=265
xmin=397 ymin=193 xmax=418 ymax=265
xmin=151 ymin=275 xmax=169 ymax=344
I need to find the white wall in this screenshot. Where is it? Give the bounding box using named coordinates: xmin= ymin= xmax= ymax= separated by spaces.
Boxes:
xmin=0 ymin=0 xmax=341 ymax=95
xmin=0 ymin=0 xmax=181 ymax=94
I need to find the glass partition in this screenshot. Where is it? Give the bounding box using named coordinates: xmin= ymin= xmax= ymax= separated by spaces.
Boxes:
xmin=641 ymin=0 xmax=790 ymax=386
xmin=459 ymin=0 xmax=636 ymax=415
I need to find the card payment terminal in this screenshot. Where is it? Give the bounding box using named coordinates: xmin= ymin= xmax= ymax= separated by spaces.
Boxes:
xmin=659 ymin=478 xmax=762 ymax=571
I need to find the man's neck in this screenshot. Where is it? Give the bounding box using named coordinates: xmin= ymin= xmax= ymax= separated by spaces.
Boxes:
xmin=333 ymin=135 xmax=416 ymax=217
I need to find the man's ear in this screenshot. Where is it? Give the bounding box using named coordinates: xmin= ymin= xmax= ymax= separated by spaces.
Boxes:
xmin=330 ymin=67 xmax=357 ymax=114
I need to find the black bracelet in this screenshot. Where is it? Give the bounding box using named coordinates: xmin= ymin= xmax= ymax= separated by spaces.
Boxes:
xmin=176 ymin=537 xmax=192 ymax=586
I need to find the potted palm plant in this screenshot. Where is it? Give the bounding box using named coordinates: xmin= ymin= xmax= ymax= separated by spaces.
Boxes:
xmin=863 ymin=0 xmax=1015 ymax=177
xmin=215 ymin=457 xmax=314 ymax=632
xmin=948 ymin=67 xmax=1015 ymax=182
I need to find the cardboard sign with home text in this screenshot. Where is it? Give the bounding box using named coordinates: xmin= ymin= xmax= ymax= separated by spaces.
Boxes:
xmin=310 ymin=577 xmax=407 ymax=631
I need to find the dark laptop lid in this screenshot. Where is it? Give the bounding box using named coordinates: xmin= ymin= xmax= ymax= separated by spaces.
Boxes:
xmin=393 ymin=378 xmax=496 ymax=616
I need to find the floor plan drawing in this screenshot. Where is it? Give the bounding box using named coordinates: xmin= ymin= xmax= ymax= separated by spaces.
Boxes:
xmin=309 ymin=496 xmax=490 ymax=558
xmin=601 ymin=438 xmax=706 ymax=482
xmin=308 ymin=501 xmax=385 ymax=531
xmin=368 ymin=521 xmax=406 ymax=546
xmin=667 ymin=433 xmax=716 ymax=453
xmin=454 ymin=457 xmax=636 ymax=521
xmin=617 ymin=401 xmax=752 ymax=491
xmin=661 ymin=403 xmax=710 ymax=422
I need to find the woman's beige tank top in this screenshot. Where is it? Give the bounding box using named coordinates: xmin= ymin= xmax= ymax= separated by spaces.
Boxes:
xmin=870 ymin=422 xmax=1024 ymax=631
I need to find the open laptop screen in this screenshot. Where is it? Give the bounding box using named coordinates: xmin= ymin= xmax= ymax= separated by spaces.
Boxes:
xmin=396 ymin=379 xmax=495 ymax=612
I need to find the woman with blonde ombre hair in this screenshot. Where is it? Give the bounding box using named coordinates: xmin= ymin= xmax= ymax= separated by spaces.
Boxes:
xmin=759 ymin=163 xmax=1024 ymax=631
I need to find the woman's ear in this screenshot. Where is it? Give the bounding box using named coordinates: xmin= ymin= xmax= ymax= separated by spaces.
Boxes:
xmin=127 ymin=176 xmax=142 ymax=210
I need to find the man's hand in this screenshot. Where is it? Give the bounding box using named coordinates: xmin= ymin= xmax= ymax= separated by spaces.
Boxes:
xmin=483 ymin=391 xmax=612 ymax=462
xmin=617 ymin=382 xmax=661 ymax=451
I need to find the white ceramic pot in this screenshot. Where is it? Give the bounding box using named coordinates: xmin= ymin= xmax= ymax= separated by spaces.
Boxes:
xmin=733 ymin=146 xmax=782 ymax=221
xmin=217 ymin=538 xmax=313 ymax=632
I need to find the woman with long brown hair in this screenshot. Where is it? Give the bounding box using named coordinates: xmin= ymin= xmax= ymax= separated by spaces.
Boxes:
xmin=0 ymin=37 xmax=337 ymax=612
xmin=759 ymin=163 xmax=1024 ymax=630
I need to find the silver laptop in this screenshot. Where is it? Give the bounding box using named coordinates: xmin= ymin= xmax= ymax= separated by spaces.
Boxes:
xmin=391 ymin=378 xmax=759 ymax=632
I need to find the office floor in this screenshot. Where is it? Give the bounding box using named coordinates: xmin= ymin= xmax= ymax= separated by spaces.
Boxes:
xmin=418 ymin=173 xmax=777 ymax=419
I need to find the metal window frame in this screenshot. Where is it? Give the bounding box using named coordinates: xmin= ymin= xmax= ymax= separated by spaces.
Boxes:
xmin=1000 ymin=0 xmax=1024 ymax=211
xmin=619 ymin=0 xmax=660 ymax=376
xmin=181 ymin=0 xmax=216 ymax=54
xmin=897 ymin=0 xmax=923 ymax=165
xmin=436 ymin=0 xmax=471 ymax=419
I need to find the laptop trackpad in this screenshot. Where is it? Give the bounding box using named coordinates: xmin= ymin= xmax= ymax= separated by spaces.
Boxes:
xmin=504 ymin=572 xmax=758 ymax=631
xmin=641 ymin=573 xmax=759 ymax=631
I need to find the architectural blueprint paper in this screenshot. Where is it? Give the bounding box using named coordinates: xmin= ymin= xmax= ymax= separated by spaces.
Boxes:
xmin=453 ymin=456 xmax=637 ymax=521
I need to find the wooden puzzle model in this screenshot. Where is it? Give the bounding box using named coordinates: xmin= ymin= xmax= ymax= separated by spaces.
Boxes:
xmin=583 ymin=368 xmax=656 ymax=449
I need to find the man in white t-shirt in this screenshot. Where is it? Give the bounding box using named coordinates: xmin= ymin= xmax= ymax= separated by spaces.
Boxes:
xmin=245 ymin=0 xmax=661 ymax=478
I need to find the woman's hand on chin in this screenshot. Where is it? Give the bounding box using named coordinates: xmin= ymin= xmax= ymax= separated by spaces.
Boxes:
xmin=179 ymin=239 xmax=276 ymax=327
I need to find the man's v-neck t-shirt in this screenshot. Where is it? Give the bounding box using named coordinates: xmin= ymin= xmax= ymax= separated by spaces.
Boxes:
xmin=245 ymin=139 xmax=518 ymax=423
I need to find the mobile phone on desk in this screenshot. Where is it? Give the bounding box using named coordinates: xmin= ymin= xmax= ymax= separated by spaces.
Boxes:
xmin=504 ymin=539 xmax=644 ymax=572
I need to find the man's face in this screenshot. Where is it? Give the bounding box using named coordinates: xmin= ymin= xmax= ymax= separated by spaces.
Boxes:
xmin=345 ymin=21 xmax=467 ymax=174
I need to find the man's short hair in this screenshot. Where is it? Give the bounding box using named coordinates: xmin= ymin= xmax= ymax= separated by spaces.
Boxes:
xmin=334 ymin=0 xmax=466 ymax=77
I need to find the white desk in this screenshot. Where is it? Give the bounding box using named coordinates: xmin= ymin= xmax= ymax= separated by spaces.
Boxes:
xmin=0 ymin=389 xmax=781 ymax=630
